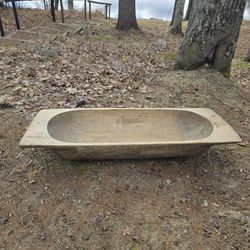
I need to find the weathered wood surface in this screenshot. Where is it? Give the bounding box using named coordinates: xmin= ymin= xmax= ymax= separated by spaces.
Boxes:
xmin=20 ymin=108 xmax=241 ymax=160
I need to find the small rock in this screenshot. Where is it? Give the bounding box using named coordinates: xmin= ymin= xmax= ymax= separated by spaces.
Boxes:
xmin=165 ymin=179 xmax=171 ymax=185
xmin=155 ymin=39 xmax=167 ymax=50
xmin=158 ymin=214 xmax=164 ymax=219
xmin=66 ymin=87 xmax=78 ymax=95
xmin=66 ymin=229 xmax=75 ymax=241
xmin=132 ymin=235 xmax=139 ymax=241
xmin=203 ymin=200 xmax=209 ymax=207
xmin=241 ymin=215 xmax=250 ymax=225
xmin=140 ymin=86 xmax=147 ymax=93
xmin=41 ymin=235 xmax=46 ymax=240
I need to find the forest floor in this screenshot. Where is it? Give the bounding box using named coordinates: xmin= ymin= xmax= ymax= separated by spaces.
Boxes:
xmin=0 ymin=9 xmax=250 ymax=250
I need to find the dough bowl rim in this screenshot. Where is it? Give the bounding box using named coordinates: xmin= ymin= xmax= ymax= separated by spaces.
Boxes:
xmin=47 ymin=108 xmax=214 ymax=144
xmin=20 ymin=108 xmax=242 ymax=147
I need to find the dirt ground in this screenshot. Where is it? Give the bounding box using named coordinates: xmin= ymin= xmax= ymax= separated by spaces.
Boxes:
xmin=0 ymin=9 xmax=250 ymax=250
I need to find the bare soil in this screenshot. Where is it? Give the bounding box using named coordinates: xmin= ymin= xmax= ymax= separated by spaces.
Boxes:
xmin=0 ymin=9 xmax=250 ymax=250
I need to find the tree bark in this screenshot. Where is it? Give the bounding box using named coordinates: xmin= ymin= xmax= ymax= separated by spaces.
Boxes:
xmin=170 ymin=0 xmax=177 ymax=26
xmin=170 ymin=0 xmax=185 ymax=35
xmin=184 ymin=0 xmax=193 ymax=21
xmin=176 ymin=0 xmax=246 ymax=75
xmin=68 ymin=0 xmax=74 ymax=10
xmin=55 ymin=0 xmax=59 ymax=10
xmin=116 ymin=0 xmax=139 ymax=31
xmin=0 ymin=12 xmax=4 ymax=37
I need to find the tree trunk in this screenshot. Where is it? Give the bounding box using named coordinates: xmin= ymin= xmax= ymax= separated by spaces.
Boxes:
xmin=0 ymin=12 xmax=4 ymax=37
xmin=116 ymin=0 xmax=139 ymax=31
xmin=170 ymin=0 xmax=177 ymax=26
xmin=170 ymin=0 xmax=185 ymax=35
xmin=184 ymin=0 xmax=193 ymax=21
xmin=68 ymin=0 xmax=74 ymax=10
xmin=176 ymin=0 xmax=246 ymax=75
xmin=55 ymin=0 xmax=59 ymax=10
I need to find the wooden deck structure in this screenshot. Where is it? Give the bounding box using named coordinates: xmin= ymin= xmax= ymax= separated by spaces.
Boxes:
xmin=88 ymin=0 xmax=111 ymax=19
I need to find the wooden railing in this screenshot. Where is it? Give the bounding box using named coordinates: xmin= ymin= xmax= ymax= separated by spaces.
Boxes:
xmin=88 ymin=0 xmax=111 ymax=19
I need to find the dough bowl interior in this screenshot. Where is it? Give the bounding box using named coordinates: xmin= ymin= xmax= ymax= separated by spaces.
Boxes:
xmin=47 ymin=109 xmax=214 ymax=144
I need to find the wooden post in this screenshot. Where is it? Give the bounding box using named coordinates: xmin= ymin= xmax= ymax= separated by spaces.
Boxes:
xmin=0 ymin=13 xmax=4 ymax=37
xmin=89 ymin=1 xmax=91 ymax=19
xmin=105 ymin=4 xmax=107 ymax=19
xmin=12 ymin=1 xmax=20 ymax=30
xmin=87 ymin=1 xmax=111 ymax=20
xmin=84 ymin=0 xmax=87 ymax=19
xmin=60 ymin=0 xmax=64 ymax=23
xmin=51 ymin=0 xmax=56 ymax=22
